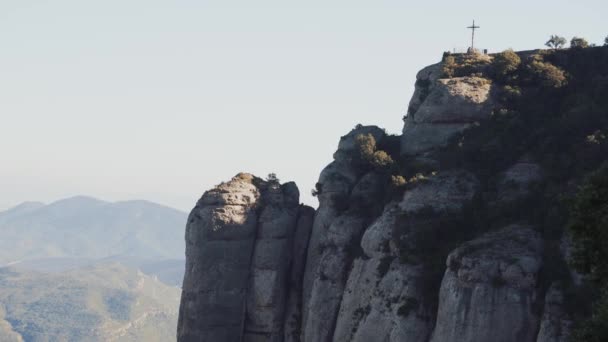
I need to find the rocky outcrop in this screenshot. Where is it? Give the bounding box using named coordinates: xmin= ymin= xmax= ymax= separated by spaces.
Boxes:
xmin=301 ymin=126 xmax=389 ymax=342
xmin=430 ymin=225 xmax=544 ymax=342
xmin=331 ymin=207 xmax=430 ymax=342
xmin=401 ymin=62 xmax=496 ymax=156
xmin=178 ymin=55 xmax=582 ymax=342
xmin=497 ymin=159 xmax=543 ymax=202
xmin=177 ymin=174 xmax=313 ymax=342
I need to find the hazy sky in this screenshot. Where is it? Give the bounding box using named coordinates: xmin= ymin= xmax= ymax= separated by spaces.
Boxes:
xmin=1 ymin=0 xmax=606 ymax=211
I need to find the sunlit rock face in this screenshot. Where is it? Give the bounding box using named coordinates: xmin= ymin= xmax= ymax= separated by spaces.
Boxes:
xmin=401 ymin=61 xmax=495 ymax=156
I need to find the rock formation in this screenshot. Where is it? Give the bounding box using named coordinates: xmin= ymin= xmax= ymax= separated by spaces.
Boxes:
xmin=177 ymin=48 xmax=608 ymax=341
xmin=178 ymin=174 xmax=314 ymax=342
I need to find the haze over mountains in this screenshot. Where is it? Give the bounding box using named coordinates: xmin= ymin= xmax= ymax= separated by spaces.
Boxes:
xmin=0 ymin=196 xmax=188 ymax=341
xmin=0 ymin=196 xmax=187 ymax=265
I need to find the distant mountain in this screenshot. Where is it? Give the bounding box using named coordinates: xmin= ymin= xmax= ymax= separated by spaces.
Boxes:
xmin=0 ymin=196 xmax=188 ymax=265
xmin=0 ymin=263 xmax=180 ymax=342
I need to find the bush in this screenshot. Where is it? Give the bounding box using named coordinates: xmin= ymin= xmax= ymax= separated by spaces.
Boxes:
xmin=569 ymin=164 xmax=608 ymax=283
xmin=311 ymin=182 xmax=322 ymax=197
xmin=391 ymin=175 xmax=407 ymax=187
xmin=454 ymin=53 xmax=492 ymax=77
xmin=442 ymin=56 xmax=456 ymax=78
xmin=370 ymin=150 xmax=394 ymax=168
xmin=571 ymin=289 xmax=608 ymax=342
xmin=605 ymin=36 xmax=608 ymax=46
xmin=501 ymin=85 xmax=522 ymax=104
xmin=492 ymin=49 xmax=521 ymax=82
xmin=526 ymin=55 xmax=567 ymax=88
xmin=355 ymin=134 xmax=394 ymax=169
xmin=571 ymin=37 xmax=589 ymax=49
xmin=266 ymin=173 xmax=279 ymax=183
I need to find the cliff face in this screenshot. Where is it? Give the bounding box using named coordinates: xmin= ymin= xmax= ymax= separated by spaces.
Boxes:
xmin=178 ymin=48 xmax=608 ymax=341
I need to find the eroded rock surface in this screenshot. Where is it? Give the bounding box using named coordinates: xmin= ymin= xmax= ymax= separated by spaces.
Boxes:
xmin=402 ymin=61 xmax=496 ymax=156
xmin=178 ymin=55 xmax=582 ymax=342
xmin=431 ymin=225 xmax=544 ymax=342
xmin=177 ymin=174 xmax=313 ymax=342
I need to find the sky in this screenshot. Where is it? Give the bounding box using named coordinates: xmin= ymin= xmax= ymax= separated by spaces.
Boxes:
xmin=1 ymin=0 xmax=607 ymax=212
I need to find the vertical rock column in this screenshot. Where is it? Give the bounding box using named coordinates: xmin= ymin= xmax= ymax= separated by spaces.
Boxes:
xmin=300 ymin=126 xmax=389 ymax=342
xmin=177 ymin=174 xmax=313 ymax=342
xmin=178 ymin=174 xmax=261 ymax=342
xmin=243 ymin=182 xmax=302 ymax=341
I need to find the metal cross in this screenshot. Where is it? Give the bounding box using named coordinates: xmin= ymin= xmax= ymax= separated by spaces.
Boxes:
xmin=467 ymin=20 xmax=480 ymax=50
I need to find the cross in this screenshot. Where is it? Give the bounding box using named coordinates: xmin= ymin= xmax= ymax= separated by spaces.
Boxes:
xmin=467 ymin=20 xmax=480 ymax=50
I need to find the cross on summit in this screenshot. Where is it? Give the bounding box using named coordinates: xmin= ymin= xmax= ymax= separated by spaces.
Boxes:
xmin=467 ymin=20 xmax=480 ymax=50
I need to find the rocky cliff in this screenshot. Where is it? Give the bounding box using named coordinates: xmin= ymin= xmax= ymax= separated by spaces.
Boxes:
xmin=178 ymin=47 xmax=608 ymax=341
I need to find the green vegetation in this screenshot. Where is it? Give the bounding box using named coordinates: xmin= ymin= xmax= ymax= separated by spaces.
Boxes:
xmin=546 ymin=35 xmax=567 ymax=49
xmin=571 ymin=37 xmax=590 ymax=49
xmin=431 ymin=46 xmax=608 ymax=340
xmin=442 ymin=55 xmax=457 ymax=78
xmin=440 ymin=49 xmax=568 ymax=92
xmin=525 ymin=55 xmax=568 ymax=88
xmin=500 ymin=85 xmax=522 ymax=105
xmin=311 ymin=182 xmax=322 ymax=197
xmin=355 ymin=133 xmax=394 ymax=169
xmin=568 ymin=165 xmax=608 ymax=342
xmin=266 ymin=173 xmax=280 ymax=183
xmin=439 ymin=47 xmax=608 ymax=183
xmin=571 ymin=289 xmax=608 ymax=342
xmin=491 ymin=49 xmax=521 ymax=82
xmin=0 ymin=263 xmax=180 ymax=342
xmin=441 ymin=53 xmax=492 ymax=78
xmin=569 ymin=165 xmax=608 ymax=282
xmin=390 ymin=175 xmax=407 ymax=188
xmin=569 ymin=164 xmax=608 ymax=342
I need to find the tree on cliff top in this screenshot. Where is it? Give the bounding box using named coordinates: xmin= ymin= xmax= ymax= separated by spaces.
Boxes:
xmin=545 ymin=35 xmax=567 ymax=49
xmin=571 ymin=37 xmax=589 ymax=49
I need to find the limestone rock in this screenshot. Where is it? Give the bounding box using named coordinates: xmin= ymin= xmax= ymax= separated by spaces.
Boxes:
xmin=402 ymin=62 xmax=495 ymax=156
xmin=284 ymin=206 xmax=315 ymax=342
xmin=177 ymin=174 xmax=313 ymax=342
xmin=332 ymin=204 xmax=434 ymax=342
xmin=497 ymin=159 xmax=543 ymax=202
xmin=301 ymin=126 xmax=389 ymax=342
xmin=431 ymin=225 xmax=544 ymax=342
xmin=177 ymin=56 xmax=582 ymax=342
xmin=399 ymin=170 xmax=479 ymax=214
xmin=536 ymin=284 xmax=572 ymax=342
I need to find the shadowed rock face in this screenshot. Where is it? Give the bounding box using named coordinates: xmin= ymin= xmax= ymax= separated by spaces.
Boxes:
xmin=177 ymin=173 xmax=313 ymax=342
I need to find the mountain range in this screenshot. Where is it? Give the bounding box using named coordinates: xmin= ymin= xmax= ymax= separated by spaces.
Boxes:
xmin=0 ymin=196 xmax=187 ymax=265
xmin=0 ymin=196 xmax=188 ymax=341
